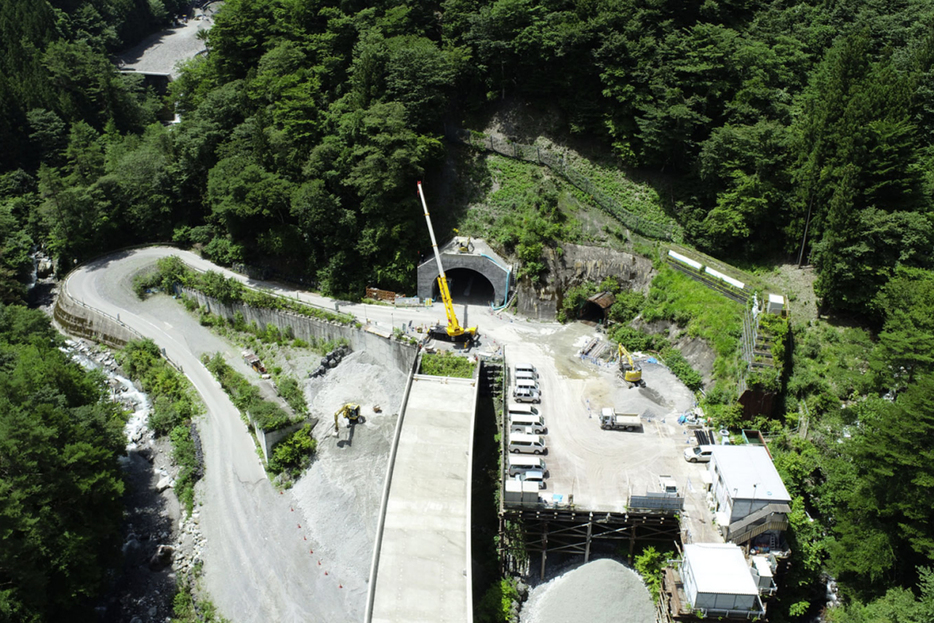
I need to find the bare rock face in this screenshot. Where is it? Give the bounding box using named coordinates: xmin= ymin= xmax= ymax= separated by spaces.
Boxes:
xmin=518 ymin=243 xmax=656 ymax=320
xmin=632 ymin=318 xmax=716 ymax=387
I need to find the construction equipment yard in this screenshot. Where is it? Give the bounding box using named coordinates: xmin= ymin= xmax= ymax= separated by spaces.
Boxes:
xmin=60 ymin=246 xmax=720 ymax=621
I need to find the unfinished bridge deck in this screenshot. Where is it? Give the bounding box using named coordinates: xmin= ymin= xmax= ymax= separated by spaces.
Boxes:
xmin=367 ymin=373 xmax=478 ymax=623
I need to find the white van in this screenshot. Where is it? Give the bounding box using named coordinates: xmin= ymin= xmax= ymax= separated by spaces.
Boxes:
xmin=513 ymin=386 xmax=541 ymax=403
xmin=517 ymin=470 xmax=545 ymax=489
xmin=509 ymin=414 xmax=547 ymax=434
xmin=507 ymin=455 xmax=546 ymax=476
xmin=508 ymin=432 xmax=547 ymax=455
xmin=516 ymin=378 xmax=540 ymax=393
xmin=515 ymin=363 xmax=537 ymax=377
xmin=508 ymin=404 xmax=541 ymax=418
xmin=683 ymin=445 xmax=714 ymax=463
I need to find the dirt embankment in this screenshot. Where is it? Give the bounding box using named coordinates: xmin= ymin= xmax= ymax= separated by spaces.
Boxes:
xmin=632 ymin=318 xmax=716 ymax=388
xmin=517 ymin=242 xmax=656 ymax=320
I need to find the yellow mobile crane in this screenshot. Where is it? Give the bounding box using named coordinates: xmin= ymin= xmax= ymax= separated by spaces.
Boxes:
xmin=618 ymin=343 xmax=645 ymax=388
xmin=417 ymin=181 xmax=478 ymax=343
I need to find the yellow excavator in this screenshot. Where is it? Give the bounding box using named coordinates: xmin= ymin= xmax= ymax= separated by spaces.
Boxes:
xmin=333 ymin=403 xmax=362 ymax=437
xmin=618 ymin=344 xmax=645 ymax=388
xmin=417 ymin=182 xmax=478 ymax=343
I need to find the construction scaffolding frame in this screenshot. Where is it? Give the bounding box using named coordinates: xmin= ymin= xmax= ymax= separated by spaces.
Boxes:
xmin=500 ymin=507 xmax=681 ymax=579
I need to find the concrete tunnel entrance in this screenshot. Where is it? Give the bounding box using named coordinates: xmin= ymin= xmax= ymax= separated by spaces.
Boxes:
xmin=432 ymin=268 xmax=496 ymax=306
xmin=416 ymin=237 xmax=511 ymax=306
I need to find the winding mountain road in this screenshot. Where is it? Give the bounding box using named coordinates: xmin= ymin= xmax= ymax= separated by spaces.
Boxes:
xmin=66 ymin=248 xmax=358 ymax=621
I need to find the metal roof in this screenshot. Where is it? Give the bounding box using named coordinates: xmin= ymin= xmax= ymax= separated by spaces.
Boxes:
xmin=710 ymin=445 xmax=791 ymax=503
xmin=586 ymin=291 xmax=616 ymax=309
xmin=685 ymin=543 xmax=758 ymax=596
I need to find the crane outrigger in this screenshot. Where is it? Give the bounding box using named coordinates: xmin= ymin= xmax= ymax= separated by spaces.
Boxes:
xmin=417 ymin=181 xmax=478 ymax=343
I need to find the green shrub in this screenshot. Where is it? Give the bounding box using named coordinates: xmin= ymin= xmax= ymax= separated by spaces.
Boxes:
xmin=609 ymin=325 xmax=668 ymax=353
xmin=634 ymin=546 xmax=673 ymax=603
xmin=557 ymin=282 xmax=599 ymax=323
xmin=268 ymin=424 xmax=317 ymax=475
xmin=170 ymin=425 xmax=197 ymax=514
xmin=642 ymin=265 xmax=744 ymax=380
xmin=661 ymin=346 xmax=703 ymax=391
xmin=420 ymin=351 xmax=476 ymax=378
xmin=476 ymin=578 xmax=520 ymax=623
xmin=204 ymin=353 xmax=297 ymax=431
xmin=276 ymin=376 xmax=308 ymax=415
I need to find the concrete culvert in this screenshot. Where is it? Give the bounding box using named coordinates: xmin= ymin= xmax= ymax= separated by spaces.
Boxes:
xmin=519 ymin=559 xmax=656 ymax=623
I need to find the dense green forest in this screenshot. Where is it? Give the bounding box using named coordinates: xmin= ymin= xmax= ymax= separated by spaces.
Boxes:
xmin=2 ymin=0 xmax=930 ymax=311
xmin=0 ymin=305 xmax=127 ymax=622
xmin=4 ymin=0 xmax=934 ymax=620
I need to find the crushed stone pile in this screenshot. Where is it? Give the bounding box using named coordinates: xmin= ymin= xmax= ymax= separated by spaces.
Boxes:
xmin=288 ymin=351 xmax=407 ymax=613
xmin=519 ymin=559 xmax=656 ymax=623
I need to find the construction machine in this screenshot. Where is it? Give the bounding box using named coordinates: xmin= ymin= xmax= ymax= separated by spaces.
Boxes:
xmin=618 ymin=344 xmax=645 ymax=388
xmin=417 ymin=182 xmax=478 ymax=343
xmin=333 ymin=403 xmax=363 ymax=437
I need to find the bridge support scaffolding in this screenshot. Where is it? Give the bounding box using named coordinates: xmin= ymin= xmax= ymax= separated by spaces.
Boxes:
xmin=500 ymin=507 xmax=681 ymax=579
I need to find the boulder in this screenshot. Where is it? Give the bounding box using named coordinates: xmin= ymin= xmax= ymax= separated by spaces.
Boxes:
xmin=148 ymin=545 xmax=175 ymax=571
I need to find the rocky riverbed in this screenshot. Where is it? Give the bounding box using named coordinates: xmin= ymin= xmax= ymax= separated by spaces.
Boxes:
xmin=68 ymin=340 xmax=205 ymax=623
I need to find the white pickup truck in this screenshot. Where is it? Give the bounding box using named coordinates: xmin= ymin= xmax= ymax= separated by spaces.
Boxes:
xmin=599 ymin=407 xmax=642 ymax=431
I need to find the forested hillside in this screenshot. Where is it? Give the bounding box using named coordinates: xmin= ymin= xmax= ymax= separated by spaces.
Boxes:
xmin=3 ymin=0 xmax=933 ymax=313
xmin=0 ymin=305 xmax=127 ymax=621
xmin=3 ymin=1 xmax=934 ymax=619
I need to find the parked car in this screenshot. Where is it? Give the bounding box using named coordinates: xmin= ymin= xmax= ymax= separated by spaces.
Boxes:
xmin=513 ymin=386 xmax=541 ymax=403
xmin=683 ymin=445 xmax=714 ymax=463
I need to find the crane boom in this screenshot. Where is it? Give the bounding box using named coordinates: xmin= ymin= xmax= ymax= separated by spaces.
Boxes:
xmin=417 ymin=181 xmax=477 ymax=342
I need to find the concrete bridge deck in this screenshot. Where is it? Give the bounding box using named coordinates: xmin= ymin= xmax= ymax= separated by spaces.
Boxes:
xmin=367 ymin=373 xmax=478 ymax=623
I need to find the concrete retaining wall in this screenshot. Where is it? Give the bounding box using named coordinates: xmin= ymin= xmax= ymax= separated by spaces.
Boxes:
xmin=178 ymin=287 xmax=418 ymax=375
xmin=254 ymin=420 xmax=305 ymax=463
xmin=54 ymin=287 xmax=143 ymax=348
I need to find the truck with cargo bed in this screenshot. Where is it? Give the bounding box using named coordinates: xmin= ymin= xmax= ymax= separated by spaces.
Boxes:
xmin=599 ymin=407 xmax=642 ymax=431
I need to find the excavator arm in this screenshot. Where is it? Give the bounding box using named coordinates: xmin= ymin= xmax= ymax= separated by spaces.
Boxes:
xmin=618 ymin=344 xmax=644 ymax=386
xmin=334 ymin=403 xmax=361 ymax=435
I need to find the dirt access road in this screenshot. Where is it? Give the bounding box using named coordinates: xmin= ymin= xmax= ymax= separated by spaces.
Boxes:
xmin=117 ymin=4 xmax=220 ymax=78
xmin=66 ymin=249 xmax=363 ymax=622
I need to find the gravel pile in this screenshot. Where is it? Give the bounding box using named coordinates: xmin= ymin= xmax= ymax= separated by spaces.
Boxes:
xmin=613 ymin=362 xmax=695 ymax=422
xmin=288 ymin=351 xmax=408 ymax=617
xmin=520 ymin=559 xmax=656 ymax=623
